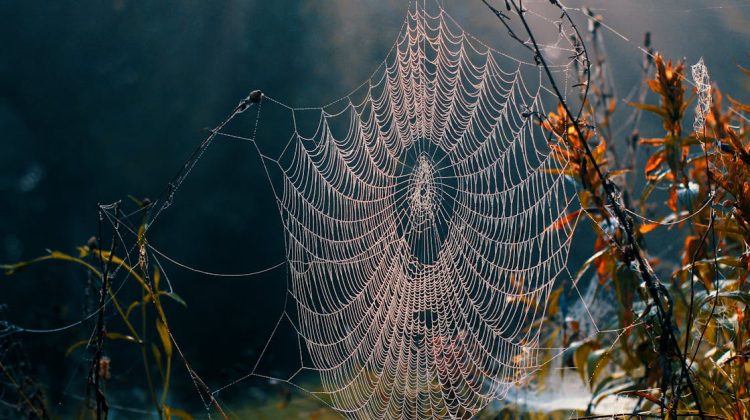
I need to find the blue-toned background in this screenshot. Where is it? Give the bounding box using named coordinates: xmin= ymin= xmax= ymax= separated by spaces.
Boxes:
xmin=1 ymin=0 xmax=749 ymax=414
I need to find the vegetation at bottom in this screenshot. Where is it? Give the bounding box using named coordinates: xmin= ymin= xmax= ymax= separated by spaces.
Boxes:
xmin=530 ymin=51 xmax=750 ymax=419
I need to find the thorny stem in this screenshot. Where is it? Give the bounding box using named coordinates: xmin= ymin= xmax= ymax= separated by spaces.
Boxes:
xmin=482 ymin=0 xmax=705 ymax=417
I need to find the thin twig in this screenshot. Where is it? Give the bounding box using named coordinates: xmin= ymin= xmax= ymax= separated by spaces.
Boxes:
xmin=88 ymin=203 xmax=119 ymax=419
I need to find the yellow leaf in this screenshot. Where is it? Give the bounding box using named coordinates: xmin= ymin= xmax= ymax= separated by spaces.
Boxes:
xmin=587 ymin=349 xmax=611 ymax=389
xmin=156 ymin=319 xmax=173 ymax=358
xmin=574 ymin=341 xmax=593 ymax=384
xmin=105 ymin=332 xmax=140 ymax=344
xmin=154 ymin=266 xmax=161 ymax=291
xmin=77 ymin=246 xmax=90 ymax=258
xmin=65 ymin=332 xmax=139 ymax=356
xmin=607 ymin=169 xmax=631 ymax=177
xmin=593 ymin=138 xmax=607 ymax=162
xmin=65 ymin=340 xmax=89 ymax=357
xmin=151 ymin=343 xmax=163 ymax=373
xmin=164 ymin=406 xmax=193 ymax=420
xmin=125 ymin=300 xmax=141 ymax=319
xmin=547 ymin=288 xmax=564 ymax=318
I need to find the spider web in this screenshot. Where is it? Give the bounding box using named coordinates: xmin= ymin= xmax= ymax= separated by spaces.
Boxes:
xmin=6 ymin=1 xmax=750 ymax=418
xmin=204 ymin=3 xmax=583 ymax=418
xmin=101 ymin=1 xmax=593 ymax=418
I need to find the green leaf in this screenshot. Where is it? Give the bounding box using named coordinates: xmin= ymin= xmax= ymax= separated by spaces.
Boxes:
xmin=105 ymin=332 xmax=140 ymax=344
xmin=164 ymin=292 xmax=188 ymax=308
xmin=64 ymin=332 xmax=139 ymax=356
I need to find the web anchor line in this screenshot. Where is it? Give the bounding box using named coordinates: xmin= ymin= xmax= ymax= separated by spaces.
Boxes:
xmin=143 ymin=89 xmax=265 ymax=229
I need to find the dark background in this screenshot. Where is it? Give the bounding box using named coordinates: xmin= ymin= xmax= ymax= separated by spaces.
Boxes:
xmin=1 ymin=0 xmax=749 ymax=415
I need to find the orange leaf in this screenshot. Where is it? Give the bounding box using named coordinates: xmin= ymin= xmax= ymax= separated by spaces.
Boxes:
xmin=593 ymin=139 xmax=607 ymax=162
xmin=646 ymin=79 xmax=663 ymax=95
xmin=607 ymin=98 xmax=617 ymax=115
xmin=640 ymin=138 xmax=665 ymax=146
xmin=668 ymin=187 xmax=678 ymax=212
xmin=639 ymin=223 xmax=660 ymax=234
xmin=727 ymin=94 xmax=750 ymax=115
xmin=550 ymin=210 xmax=582 ymax=231
xmin=595 ymin=255 xmax=612 ymax=285
xmin=644 ymin=152 xmax=666 ymax=175
xmin=593 ymin=237 xmax=612 ymax=284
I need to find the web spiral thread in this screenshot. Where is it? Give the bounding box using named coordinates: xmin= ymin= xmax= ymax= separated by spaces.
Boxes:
xmin=246 ymin=4 xmax=581 ymax=418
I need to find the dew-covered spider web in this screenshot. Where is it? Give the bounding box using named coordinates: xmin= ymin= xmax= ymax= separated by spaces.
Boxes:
xmin=205 ymin=3 xmax=583 ymax=418
xmin=103 ymin=1 xmax=596 ymax=418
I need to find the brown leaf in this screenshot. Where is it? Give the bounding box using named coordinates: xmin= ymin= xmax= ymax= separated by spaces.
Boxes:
xmin=625 ymin=101 xmax=669 ymax=119
xmin=683 ymin=234 xmax=702 ymax=266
